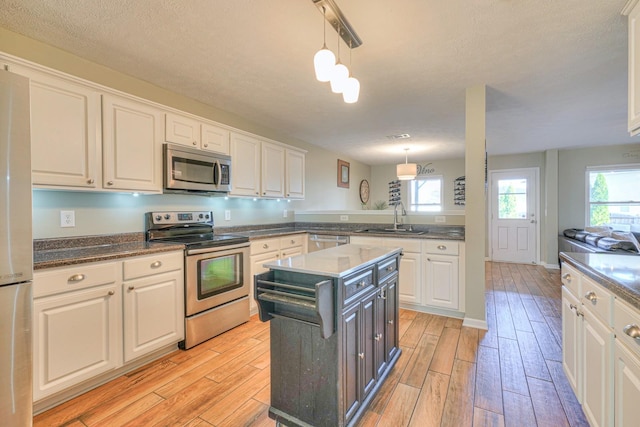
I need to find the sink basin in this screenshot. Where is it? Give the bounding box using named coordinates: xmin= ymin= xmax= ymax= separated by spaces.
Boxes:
xmin=355 ymin=228 xmax=425 ymax=235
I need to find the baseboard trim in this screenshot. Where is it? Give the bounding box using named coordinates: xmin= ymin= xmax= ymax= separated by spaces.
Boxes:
xmin=463 ymin=317 xmax=488 ymax=330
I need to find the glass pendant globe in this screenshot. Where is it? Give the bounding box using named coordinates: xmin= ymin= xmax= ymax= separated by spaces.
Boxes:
xmin=330 ymin=63 xmax=349 ymax=93
xmin=343 ymin=76 xmax=360 ymax=103
xmin=313 ymin=47 xmax=335 ymax=82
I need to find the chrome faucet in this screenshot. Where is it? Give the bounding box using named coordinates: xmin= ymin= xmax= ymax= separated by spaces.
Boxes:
xmin=392 ymin=202 xmax=407 ymax=230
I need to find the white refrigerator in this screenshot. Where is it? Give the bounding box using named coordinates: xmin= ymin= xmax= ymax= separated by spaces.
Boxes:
xmin=0 ymin=69 xmax=33 ymax=426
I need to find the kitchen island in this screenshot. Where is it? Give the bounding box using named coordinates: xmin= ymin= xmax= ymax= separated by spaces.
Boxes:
xmin=255 ymin=244 xmax=402 ymax=427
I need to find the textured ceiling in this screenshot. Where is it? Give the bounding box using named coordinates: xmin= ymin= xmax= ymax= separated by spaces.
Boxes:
xmin=1 ymin=0 xmax=639 ymax=164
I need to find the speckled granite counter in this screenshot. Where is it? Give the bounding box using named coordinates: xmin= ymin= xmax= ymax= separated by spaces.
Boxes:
xmin=34 ymin=233 xmax=184 ymax=270
xmin=560 ymin=252 xmax=640 ymax=310
xmin=263 ymin=244 xmax=402 ymax=278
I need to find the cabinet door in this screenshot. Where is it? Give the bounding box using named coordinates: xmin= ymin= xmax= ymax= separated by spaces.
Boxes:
xmin=342 ymin=303 xmax=361 ymax=422
xmin=123 ymin=270 xmax=184 ymax=362
xmin=614 ymin=339 xmax=640 ymax=427
xmin=375 ymin=285 xmax=388 ymax=377
xmin=261 ymin=141 xmax=285 ymax=198
xmin=28 ymin=71 xmax=101 ymax=188
xmin=582 ymin=307 xmax=614 ymax=427
xmin=165 ymin=112 xmax=200 ymax=147
xmin=385 ymin=277 xmax=399 ymax=363
xmin=250 ymin=251 xmax=280 ymax=313
xmin=33 ymin=285 xmax=121 ymax=401
xmin=201 ymin=123 xmax=230 ymax=154
xmin=424 ymin=254 xmax=459 ymax=310
xmin=285 ymin=149 xmax=305 ymax=199
xmin=230 ymin=133 xmax=261 ymax=196
xmin=102 ymin=94 xmax=162 ymax=192
xmin=398 ymin=251 xmax=421 ymax=304
xmin=361 ymin=292 xmax=377 ymax=398
xmin=629 ymin=3 xmax=640 ymax=134
xmin=562 ymin=287 xmax=582 ymax=401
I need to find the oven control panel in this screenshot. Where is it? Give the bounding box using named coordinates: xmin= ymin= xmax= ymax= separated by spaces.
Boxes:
xmin=150 ymin=211 xmax=212 ymax=225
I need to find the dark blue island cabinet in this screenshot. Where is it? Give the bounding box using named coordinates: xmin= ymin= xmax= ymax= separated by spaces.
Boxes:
xmin=255 ymin=244 xmax=402 ymax=427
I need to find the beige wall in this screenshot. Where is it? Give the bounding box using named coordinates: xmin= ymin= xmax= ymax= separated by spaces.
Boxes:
xmin=0 ymin=27 xmax=372 ymax=238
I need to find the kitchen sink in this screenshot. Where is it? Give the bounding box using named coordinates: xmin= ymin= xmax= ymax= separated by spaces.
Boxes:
xmin=355 ymin=228 xmax=426 ymax=235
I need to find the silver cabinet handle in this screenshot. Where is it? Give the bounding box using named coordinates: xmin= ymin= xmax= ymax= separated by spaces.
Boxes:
xmin=584 ymin=291 xmax=598 ymax=302
xmin=577 ymin=310 xmax=584 ymax=318
xmin=388 ymin=319 xmax=394 ymax=325
xmin=358 ymin=353 xmax=365 ymax=359
xmin=87 ymin=178 xmax=94 ymax=184
xmin=107 ymin=290 xmax=115 ymax=296
xmin=562 ymin=273 xmax=571 ymax=281
xmin=569 ymin=303 xmax=577 ymax=310
xmin=151 ymin=261 xmax=162 ymax=268
xmin=386 ymin=265 xmax=394 ymax=272
xmin=437 ymin=245 xmax=447 ymax=250
xmin=106 ymin=181 xmax=114 ymax=186
xmin=68 ymin=274 xmax=85 ymax=282
xmin=374 ymin=333 xmax=382 ymax=342
xmin=192 ymin=141 xmax=197 ymax=146
xmin=290 ymin=240 xmax=295 ymax=244
xmin=623 ymin=324 xmax=640 ymax=339
xmin=357 ymin=280 xmax=367 ymax=287
xmin=128 ymin=286 xmax=135 ymax=291
xmin=427 ymin=258 xmax=431 ymax=262
xmin=263 ymin=244 xmax=269 ymax=249
xmin=204 ymin=143 xmax=208 ymax=147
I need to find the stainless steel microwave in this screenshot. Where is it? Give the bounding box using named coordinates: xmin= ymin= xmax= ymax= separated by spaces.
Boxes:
xmin=164 ymin=143 xmax=231 ymax=194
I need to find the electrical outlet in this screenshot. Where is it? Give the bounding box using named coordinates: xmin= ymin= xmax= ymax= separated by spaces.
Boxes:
xmin=60 ymin=210 xmax=75 ymax=227
xmin=340 ymin=215 xmax=349 ymax=221
xmin=283 ymin=209 xmax=288 ymax=218
xmin=435 ymin=215 xmax=446 ymax=223
xmin=224 ymin=210 xmax=231 ymax=221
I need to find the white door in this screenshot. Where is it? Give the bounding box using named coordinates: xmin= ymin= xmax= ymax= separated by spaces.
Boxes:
xmin=490 ymin=168 xmax=539 ymax=264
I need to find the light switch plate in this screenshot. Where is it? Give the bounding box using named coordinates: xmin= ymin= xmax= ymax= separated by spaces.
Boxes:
xmin=224 ymin=210 xmax=231 ymax=221
xmin=340 ymin=215 xmax=349 ymax=221
xmin=283 ymin=209 xmax=288 ymax=218
xmin=435 ymin=216 xmax=446 ymax=223
xmin=60 ymin=210 xmax=75 ymax=227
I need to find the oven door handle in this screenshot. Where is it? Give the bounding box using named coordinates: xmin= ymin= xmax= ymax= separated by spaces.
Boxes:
xmin=186 ymin=242 xmax=250 ymax=255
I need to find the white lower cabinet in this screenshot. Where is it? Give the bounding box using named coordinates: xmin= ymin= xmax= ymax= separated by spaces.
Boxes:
xmin=424 ymin=254 xmax=459 ymax=310
xmin=398 ymin=251 xmax=421 ymax=304
xmin=562 ymin=287 xmax=582 ymax=401
xmin=249 ymin=234 xmax=306 ymax=313
xmin=33 ymin=251 xmax=183 ymax=402
xmin=614 ymin=339 xmax=640 ymax=427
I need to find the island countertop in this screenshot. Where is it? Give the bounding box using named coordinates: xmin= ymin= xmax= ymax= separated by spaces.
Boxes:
xmin=263 ymin=243 xmax=402 ymax=278
xmin=560 ymin=252 xmax=640 ymax=310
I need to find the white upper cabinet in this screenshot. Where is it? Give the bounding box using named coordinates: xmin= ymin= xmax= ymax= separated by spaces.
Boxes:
xmin=165 ymin=112 xmax=230 ymax=155
xmin=23 ymin=68 xmax=101 ymax=188
xmin=261 ymin=141 xmax=285 ymax=198
xmin=286 ymin=149 xmax=305 ymax=199
xmin=230 ymin=132 xmax=261 ymax=197
xmin=626 ymin=1 xmax=640 ymax=134
xmin=102 ymin=94 xmax=163 ymax=193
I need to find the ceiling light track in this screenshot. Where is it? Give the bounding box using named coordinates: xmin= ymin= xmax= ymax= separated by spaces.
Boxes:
xmin=312 ymin=0 xmax=362 ymax=49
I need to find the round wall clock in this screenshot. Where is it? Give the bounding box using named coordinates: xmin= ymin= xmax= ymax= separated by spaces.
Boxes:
xmin=359 ymin=179 xmax=370 ymax=204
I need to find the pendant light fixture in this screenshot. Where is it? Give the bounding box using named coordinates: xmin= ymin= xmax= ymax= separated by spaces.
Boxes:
xmin=313 ymin=7 xmax=335 ymax=82
xmin=397 ymin=148 xmax=417 ymax=180
xmin=343 ymin=41 xmax=360 ymax=103
xmin=330 ymin=33 xmax=349 ymax=94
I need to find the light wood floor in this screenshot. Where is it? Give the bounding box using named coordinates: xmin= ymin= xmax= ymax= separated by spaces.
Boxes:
xmin=34 ymin=262 xmax=588 ymax=427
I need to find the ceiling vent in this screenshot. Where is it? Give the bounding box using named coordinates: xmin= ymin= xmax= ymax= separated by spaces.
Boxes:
xmin=387 ymin=134 xmax=411 ymax=140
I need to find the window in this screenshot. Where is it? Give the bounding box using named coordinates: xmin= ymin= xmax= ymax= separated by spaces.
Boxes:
xmin=587 ymin=165 xmax=640 ymax=232
xmin=497 ymin=178 xmax=528 ymax=219
xmin=409 ymin=176 xmax=442 ymax=212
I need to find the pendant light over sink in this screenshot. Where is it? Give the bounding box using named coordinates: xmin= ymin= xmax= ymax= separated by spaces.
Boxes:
xmin=311 ymin=0 xmax=362 ymax=103
xmin=397 ymin=148 xmax=417 ymax=180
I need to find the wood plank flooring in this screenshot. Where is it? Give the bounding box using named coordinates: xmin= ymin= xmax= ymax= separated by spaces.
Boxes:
xmin=34 ymin=262 xmax=589 ymax=427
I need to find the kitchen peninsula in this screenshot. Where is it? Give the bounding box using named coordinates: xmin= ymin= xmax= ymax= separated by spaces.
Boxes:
xmin=255 ymin=244 xmax=402 ymax=427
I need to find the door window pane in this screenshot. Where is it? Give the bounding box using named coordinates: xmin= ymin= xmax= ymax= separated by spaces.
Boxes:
xmin=498 ymin=179 xmax=527 ymax=219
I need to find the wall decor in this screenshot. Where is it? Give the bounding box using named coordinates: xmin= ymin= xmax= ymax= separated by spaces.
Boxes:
xmin=359 ymin=179 xmax=370 ymax=203
xmin=337 ymin=159 xmax=350 ymax=188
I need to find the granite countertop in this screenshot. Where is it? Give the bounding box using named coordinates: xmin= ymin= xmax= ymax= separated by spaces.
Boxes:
xmin=263 ymin=244 xmax=403 ymax=278
xmin=560 ymin=252 xmax=640 ymax=310
xmin=33 ymin=233 xmax=184 ymax=270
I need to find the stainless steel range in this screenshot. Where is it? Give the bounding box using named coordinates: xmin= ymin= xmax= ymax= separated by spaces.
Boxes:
xmin=145 ymin=211 xmax=250 ymax=349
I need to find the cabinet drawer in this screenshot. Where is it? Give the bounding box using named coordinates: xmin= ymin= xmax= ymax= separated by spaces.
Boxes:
xmin=378 ymin=257 xmax=398 ymax=282
xmin=615 ymin=298 xmax=640 ymax=359
xmin=251 ymin=238 xmax=281 ymax=255
xmin=343 ymin=267 xmax=375 ymax=307
xmin=561 ymin=263 xmax=581 ymax=296
xmin=581 ymin=276 xmax=613 ymax=326
xmin=377 ymin=238 xmax=421 ymax=253
xmin=280 ymin=234 xmax=304 ymax=249
xmin=123 ymin=252 xmax=183 ymax=281
xmin=424 ymin=240 xmax=458 ymax=255
xmin=34 ymin=262 xmax=119 ymax=298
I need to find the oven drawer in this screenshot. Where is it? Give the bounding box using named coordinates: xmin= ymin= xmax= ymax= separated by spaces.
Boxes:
xmin=123 ymin=251 xmax=183 ymax=281
xmin=251 ymin=237 xmax=281 ymax=255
